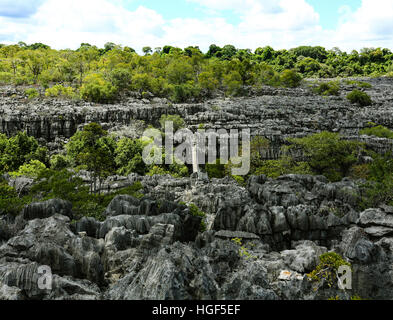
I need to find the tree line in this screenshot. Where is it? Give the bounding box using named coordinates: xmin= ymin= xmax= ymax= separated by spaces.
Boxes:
xmin=0 ymin=42 xmax=392 ymax=103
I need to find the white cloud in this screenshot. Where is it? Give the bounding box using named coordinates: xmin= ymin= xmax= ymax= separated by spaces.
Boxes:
xmin=0 ymin=0 xmax=392 ymax=52
xmin=333 ymin=0 xmax=393 ymax=50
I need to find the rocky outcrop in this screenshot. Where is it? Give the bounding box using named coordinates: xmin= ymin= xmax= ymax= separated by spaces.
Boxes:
xmin=22 ymin=199 xmax=73 ymax=221
xmin=1 ymin=174 xmax=393 ymax=300
xmin=2 ymin=77 xmax=393 ymax=157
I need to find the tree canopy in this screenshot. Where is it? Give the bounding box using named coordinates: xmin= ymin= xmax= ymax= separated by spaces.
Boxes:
xmin=0 ymin=42 xmax=392 ymax=103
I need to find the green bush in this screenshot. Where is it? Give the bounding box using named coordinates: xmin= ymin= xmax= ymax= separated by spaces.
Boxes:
xmin=147 ymin=166 xmax=169 ymax=177
xmin=0 ymin=180 xmax=31 ymax=215
xmin=188 ymin=203 xmax=207 ymax=232
xmin=159 ymin=114 xmax=185 ymax=132
xmin=0 ymin=72 xmax=12 ymax=84
xmin=223 ymin=71 xmax=243 ymax=96
xmin=359 ymin=152 xmax=393 ymax=209
xmin=107 ymin=68 xmax=132 ymax=91
xmin=313 ymin=81 xmax=340 ymax=96
xmin=288 ymin=132 xmax=363 ymax=182
xmin=254 ymin=157 xmax=312 ymax=179
xmin=258 ymin=63 xmax=281 ymax=86
xmin=0 ymin=131 xmax=48 ymax=173
xmin=344 ymin=80 xmax=372 ymax=89
xmin=205 ymin=159 xmax=226 ymax=179
xmin=25 ymin=88 xmax=39 ymax=99
xmin=80 ymin=73 xmax=117 ymax=103
xmin=30 ymin=169 xmax=143 ymax=221
xmin=170 ymin=82 xmax=200 ymax=103
xmin=280 ymin=69 xmax=302 ymax=88
xmin=115 ymin=138 xmax=148 ymax=176
xmin=360 ymin=124 xmax=393 ymax=139
xmin=198 ymin=71 xmax=219 ymax=94
xmin=346 ymin=90 xmax=372 ymax=106
xmin=45 ymin=85 xmax=75 ymax=98
xmin=232 ymin=175 xmax=245 ymax=186
xmin=307 ymin=252 xmax=351 ymax=287
xmin=146 ymin=158 xmax=189 ymax=179
xmin=50 ymin=154 xmax=72 ymax=170
xmin=10 ymin=160 xmax=47 ymax=179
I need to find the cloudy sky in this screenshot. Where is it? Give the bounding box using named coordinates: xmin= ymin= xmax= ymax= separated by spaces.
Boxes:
xmin=0 ymin=0 xmax=392 ymax=52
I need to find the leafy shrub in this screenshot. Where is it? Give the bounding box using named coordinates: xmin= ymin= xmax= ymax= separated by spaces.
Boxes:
xmin=349 ymin=164 xmax=370 ymax=180
xmin=188 ymin=203 xmax=207 ymax=232
xmin=147 ymin=166 xmax=169 ymax=177
xmin=146 ymin=159 xmax=189 ymax=179
xmin=170 ymin=82 xmax=200 ymax=103
xmin=223 ymin=71 xmax=243 ymax=96
xmin=10 ymin=160 xmax=47 ymax=179
xmin=280 ymin=69 xmax=302 ymax=88
xmin=30 ymin=169 xmax=143 ymax=221
xmin=254 ymin=157 xmax=312 ymax=179
xmin=359 ymin=152 xmax=393 ymax=209
xmin=45 ymin=85 xmax=75 ymax=98
xmin=232 ymin=237 xmax=257 ymax=260
xmin=232 ymin=175 xmax=245 ymax=186
xmin=344 ymin=80 xmax=372 ymax=88
xmin=313 ymin=81 xmax=340 ymax=96
xmin=288 ymin=132 xmax=363 ymax=182
xmin=159 ymin=114 xmax=185 ymax=132
xmin=346 ymin=90 xmax=372 ymax=106
xmin=205 ymin=159 xmax=226 ymax=179
xmin=25 ymin=88 xmax=39 ymax=99
xmin=296 ymin=57 xmax=321 ymax=75
xmin=131 ymin=73 xmax=153 ymax=93
xmin=360 ymin=124 xmax=393 ymax=139
xmin=307 ymin=252 xmax=351 ymax=288
xmin=198 ymin=71 xmax=219 ymax=94
xmin=65 ymin=123 xmax=116 ymax=193
xmin=80 ymin=73 xmax=117 ymax=103
xmin=107 ymin=68 xmax=132 ymax=91
xmin=0 ymin=180 xmax=31 ymax=215
xmin=0 ymin=72 xmax=12 ymax=84
xmin=258 ymin=63 xmax=281 ymax=86
xmin=50 ymin=154 xmax=72 ymax=170
xmin=115 ymin=138 xmax=148 ymax=176
xmin=0 ymin=131 xmax=48 ymax=173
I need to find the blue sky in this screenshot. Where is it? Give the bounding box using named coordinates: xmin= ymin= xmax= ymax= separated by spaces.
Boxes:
xmin=0 ymin=0 xmax=391 ymax=52
xmin=306 ymin=0 xmax=362 ymax=29
xmin=121 ymin=0 xmax=362 ymax=30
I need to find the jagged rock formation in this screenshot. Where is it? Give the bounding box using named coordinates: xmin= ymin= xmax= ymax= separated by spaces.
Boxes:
xmin=2 ymin=78 xmax=393 ymax=300
xmin=1 ymin=174 xmax=393 ymax=300
xmin=2 ymin=77 xmax=393 ymax=157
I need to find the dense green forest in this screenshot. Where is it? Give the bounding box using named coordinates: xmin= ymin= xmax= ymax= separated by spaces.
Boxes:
xmin=1 ymin=42 xmax=393 ymax=103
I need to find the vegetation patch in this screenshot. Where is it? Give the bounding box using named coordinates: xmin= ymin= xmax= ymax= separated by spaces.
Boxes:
xmin=313 ymin=81 xmax=340 ymax=96
xmin=346 ymin=90 xmax=372 ymax=106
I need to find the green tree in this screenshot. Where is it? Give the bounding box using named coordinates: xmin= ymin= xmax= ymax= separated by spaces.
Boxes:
xmin=288 ymin=132 xmax=363 ymax=181
xmin=80 ymin=73 xmax=117 ymax=103
xmin=159 ymin=114 xmax=185 ymax=132
xmin=223 ymin=70 xmax=243 ymax=96
xmin=115 ymin=138 xmax=148 ymax=175
xmin=142 ymin=46 xmax=152 ymax=55
xmin=280 ymin=69 xmax=302 ymax=88
xmin=0 ymin=132 xmax=48 ymax=173
xmin=66 ymin=123 xmax=116 ymax=193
